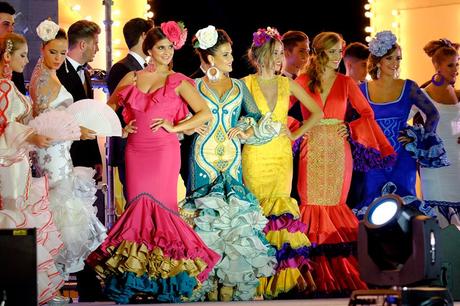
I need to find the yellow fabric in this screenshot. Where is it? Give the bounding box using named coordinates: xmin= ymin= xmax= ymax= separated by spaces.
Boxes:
xmin=242 ymin=75 xmax=294 ymax=201
xmin=93 ymin=241 xmax=207 ymax=280
xmin=113 ymin=167 xmax=126 ymax=216
xmin=259 ymin=196 xmax=300 ymax=219
xmin=265 ymin=229 xmax=311 ymax=249
xmin=257 ymin=267 xmax=316 ymax=298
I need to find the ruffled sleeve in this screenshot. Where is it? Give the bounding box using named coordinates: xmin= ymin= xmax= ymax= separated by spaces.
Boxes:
xmin=348 ymin=79 xmax=396 ymax=171
xmin=400 ymin=81 xmax=447 ymax=168
xmin=117 ymin=85 xmax=137 ymax=124
xmin=0 ymin=80 xmax=34 ymax=166
xmin=165 ymin=73 xmax=193 ymax=124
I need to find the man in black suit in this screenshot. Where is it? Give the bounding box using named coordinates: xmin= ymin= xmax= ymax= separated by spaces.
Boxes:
xmin=57 ymin=20 xmax=102 ymax=177
xmin=0 ymin=2 xmax=26 ymax=94
xmin=56 ymin=19 xmax=103 ymax=302
xmin=281 ymin=31 xmax=310 ymax=204
xmin=106 ymin=18 xmax=153 ymax=201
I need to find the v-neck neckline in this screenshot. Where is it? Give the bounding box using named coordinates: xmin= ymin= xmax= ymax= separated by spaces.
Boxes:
xmin=255 ymin=75 xmax=280 ymax=113
xmin=318 ymin=74 xmax=338 ymax=109
xmin=202 ymin=78 xmax=234 ymax=102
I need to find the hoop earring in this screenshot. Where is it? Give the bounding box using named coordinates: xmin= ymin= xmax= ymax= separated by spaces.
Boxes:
xmin=206 ymin=65 xmax=221 ymax=82
xmin=2 ymin=60 xmax=12 ymax=80
xmin=431 ymin=72 xmax=445 ymax=86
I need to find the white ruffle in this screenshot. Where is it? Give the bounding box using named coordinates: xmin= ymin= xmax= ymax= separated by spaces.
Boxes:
xmin=48 ymin=166 xmax=107 ymax=274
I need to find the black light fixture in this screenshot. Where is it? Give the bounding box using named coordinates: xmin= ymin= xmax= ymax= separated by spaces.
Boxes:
xmin=353 ymin=193 xmax=460 ymax=305
xmin=358 ymin=193 xmax=441 ymax=286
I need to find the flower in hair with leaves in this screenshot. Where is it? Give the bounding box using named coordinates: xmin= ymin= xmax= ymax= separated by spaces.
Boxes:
xmin=193 ymin=25 xmax=218 ymax=50
xmin=369 ymin=30 xmax=397 ymax=57
xmin=160 ymin=21 xmax=187 ymax=50
xmin=252 ymin=26 xmax=281 ymax=47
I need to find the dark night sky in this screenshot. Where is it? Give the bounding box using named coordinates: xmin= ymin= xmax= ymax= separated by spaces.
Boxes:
xmin=150 ymin=0 xmax=368 ymax=78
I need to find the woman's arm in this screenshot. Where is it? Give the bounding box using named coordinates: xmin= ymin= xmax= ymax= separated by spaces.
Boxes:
xmin=288 ymin=79 xmax=323 ymax=140
xmin=106 ymin=71 xmax=136 ymax=111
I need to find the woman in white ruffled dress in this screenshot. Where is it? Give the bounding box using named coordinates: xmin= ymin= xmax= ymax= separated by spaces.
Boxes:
xmin=420 ymin=39 xmax=460 ymax=228
xmin=29 ymin=20 xmax=107 ymax=276
xmin=0 ymin=32 xmax=65 ymax=305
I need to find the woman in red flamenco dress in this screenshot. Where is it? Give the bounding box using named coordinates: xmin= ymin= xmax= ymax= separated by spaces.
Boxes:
xmin=293 ymin=32 xmax=395 ymax=295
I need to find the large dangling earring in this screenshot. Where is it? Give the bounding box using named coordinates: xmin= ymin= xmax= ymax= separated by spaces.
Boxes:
xmin=145 ymin=56 xmax=156 ymax=72
xmin=206 ymin=64 xmax=221 ymax=82
xmin=431 ymin=71 xmax=445 ymax=86
xmin=393 ymin=68 xmax=400 ymax=79
xmin=376 ymin=64 xmax=381 ymax=79
xmin=2 ymin=60 xmax=12 ymax=80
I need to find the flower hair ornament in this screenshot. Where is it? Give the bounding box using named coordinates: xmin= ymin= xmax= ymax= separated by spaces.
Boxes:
xmin=252 ymin=26 xmax=281 ymax=47
xmin=369 ymin=30 xmax=397 ymax=57
xmin=160 ymin=21 xmax=187 ymax=50
xmin=36 ymin=19 xmax=60 ymax=42
xmin=193 ymin=25 xmax=218 ymax=50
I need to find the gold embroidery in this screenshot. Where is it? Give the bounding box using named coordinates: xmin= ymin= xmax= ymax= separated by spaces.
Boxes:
xmin=305 ymin=123 xmax=345 ymax=206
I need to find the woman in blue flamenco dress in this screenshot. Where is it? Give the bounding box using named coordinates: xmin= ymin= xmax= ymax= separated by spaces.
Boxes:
xmin=353 ymin=31 xmax=448 ymax=218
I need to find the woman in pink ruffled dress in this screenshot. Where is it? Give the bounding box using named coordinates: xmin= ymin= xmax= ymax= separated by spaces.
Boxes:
xmin=87 ymin=21 xmax=219 ymax=304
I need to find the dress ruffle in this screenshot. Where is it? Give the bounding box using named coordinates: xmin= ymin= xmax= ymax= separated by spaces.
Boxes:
xmin=300 ymin=203 xmax=367 ymax=293
xmin=402 ymin=125 xmax=450 ymax=168
xmin=48 ymin=166 xmax=107 ymax=274
xmin=258 ymin=197 xmax=315 ymax=298
xmin=181 ymin=173 xmax=276 ymax=301
xmin=87 ymin=193 xmax=220 ymax=304
xmin=349 ymin=117 xmax=397 ymax=172
xmin=0 ymin=177 xmax=65 ymax=305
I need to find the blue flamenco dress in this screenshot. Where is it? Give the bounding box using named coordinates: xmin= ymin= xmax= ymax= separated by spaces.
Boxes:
xmin=354 ymin=79 xmax=445 ymax=218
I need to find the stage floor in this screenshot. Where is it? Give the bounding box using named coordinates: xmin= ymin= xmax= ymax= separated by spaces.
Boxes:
xmin=73 ymin=299 xmax=460 ymax=306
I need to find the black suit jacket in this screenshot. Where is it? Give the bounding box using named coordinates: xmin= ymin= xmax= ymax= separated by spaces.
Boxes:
xmin=12 ymin=71 xmax=26 ymax=95
xmin=56 ymin=58 xmax=102 ymax=167
xmin=106 ymin=54 xmax=143 ymax=166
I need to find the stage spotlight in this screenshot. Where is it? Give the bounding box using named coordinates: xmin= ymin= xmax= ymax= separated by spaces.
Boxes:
xmin=358 ymin=194 xmax=441 ymax=285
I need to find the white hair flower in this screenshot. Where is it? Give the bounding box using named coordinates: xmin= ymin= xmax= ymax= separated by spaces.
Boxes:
xmin=194 ymin=25 xmax=218 ymax=50
xmin=36 ymin=19 xmax=60 ymax=42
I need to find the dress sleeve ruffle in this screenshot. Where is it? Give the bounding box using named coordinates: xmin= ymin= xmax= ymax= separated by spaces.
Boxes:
xmin=0 ymin=121 xmax=34 ymax=166
xmin=401 ymin=124 xmax=449 ymax=168
xmin=348 ymin=117 xmax=396 ymax=171
xmin=241 ymin=112 xmax=282 ymax=145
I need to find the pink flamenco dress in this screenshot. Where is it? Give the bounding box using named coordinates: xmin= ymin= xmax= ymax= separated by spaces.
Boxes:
xmin=294 ymin=74 xmax=395 ymax=295
xmin=0 ymin=79 xmax=64 ymax=304
xmin=87 ymin=72 xmax=220 ymax=304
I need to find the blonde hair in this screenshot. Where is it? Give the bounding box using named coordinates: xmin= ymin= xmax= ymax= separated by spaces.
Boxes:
xmin=248 ymin=36 xmax=283 ymax=73
xmin=0 ymin=33 xmax=27 ymax=60
xmin=305 ymin=32 xmax=343 ymax=93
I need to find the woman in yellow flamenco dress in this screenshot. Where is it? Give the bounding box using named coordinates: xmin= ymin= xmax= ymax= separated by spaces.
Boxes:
xmin=241 ymin=27 xmax=323 ymax=298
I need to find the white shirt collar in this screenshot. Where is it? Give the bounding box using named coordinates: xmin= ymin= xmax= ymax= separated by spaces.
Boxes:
xmin=128 ymin=51 xmax=146 ymax=67
xmin=66 ymin=56 xmax=84 ymax=71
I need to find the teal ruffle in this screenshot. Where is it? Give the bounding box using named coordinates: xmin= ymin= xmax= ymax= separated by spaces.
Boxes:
xmin=105 ymin=271 xmax=197 ymax=304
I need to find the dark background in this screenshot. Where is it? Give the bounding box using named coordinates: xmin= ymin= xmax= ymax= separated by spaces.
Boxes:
xmin=150 ymin=0 xmax=368 ymax=78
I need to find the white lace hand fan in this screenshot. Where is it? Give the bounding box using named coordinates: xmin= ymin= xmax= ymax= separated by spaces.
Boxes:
xmin=65 ymin=99 xmax=122 ymax=137
xmin=28 ymin=109 xmax=81 ymax=141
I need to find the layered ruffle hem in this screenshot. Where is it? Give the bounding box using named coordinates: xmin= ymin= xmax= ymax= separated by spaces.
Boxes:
xmin=181 ymin=173 xmax=277 ymax=301
xmin=87 ymin=193 xmax=220 ymax=304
